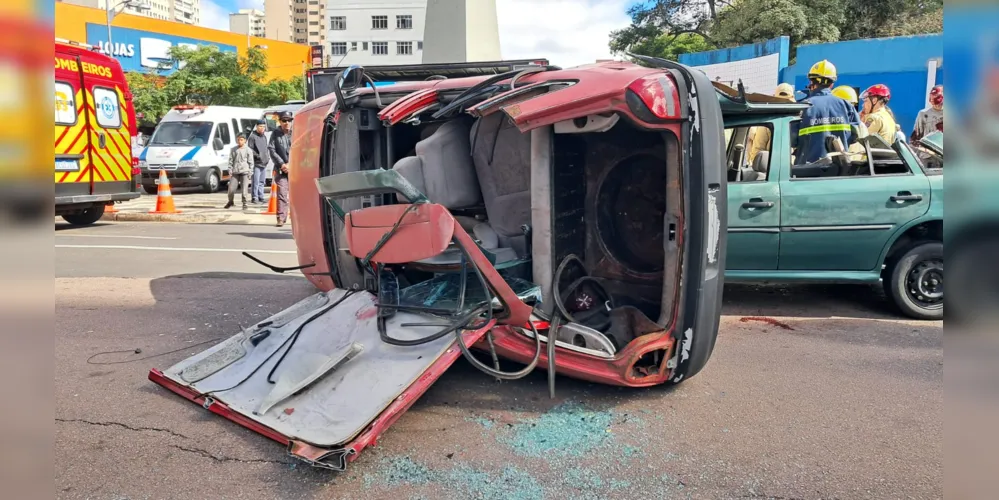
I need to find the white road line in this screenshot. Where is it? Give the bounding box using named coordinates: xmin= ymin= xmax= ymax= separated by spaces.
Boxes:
xmin=55 ymin=234 xmax=178 ymax=240
xmin=55 ymin=244 xmax=296 ymax=254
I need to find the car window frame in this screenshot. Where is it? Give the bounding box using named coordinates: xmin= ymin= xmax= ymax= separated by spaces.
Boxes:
xmin=55 ymin=80 xmax=78 ymax=126
xmin=216 ymin=122 xmax=232 ymax=146
xmin=724 ymin=121 xmax=775 ymax=184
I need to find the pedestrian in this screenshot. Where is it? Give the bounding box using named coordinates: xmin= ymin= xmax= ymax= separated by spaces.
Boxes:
xmin=225 ymin=133 xmax=253 ymax=210
xmin=860 ymin=84 xmax=897 ymax=146
xmin=911 ymin=85 xmax=944 ymax=144
xmin=247 ymin=119 xmax=270 ymax=204
xmin=268 ymin=111 xmax=293 ymax=227
xmin=794 ymin=60 xmax=861 ymax=164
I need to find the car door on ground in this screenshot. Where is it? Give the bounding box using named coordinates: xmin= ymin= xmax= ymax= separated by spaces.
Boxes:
xmin=724 ymin=118 xmax=782 ymax=270
xmin=778 ymin=123 xmax=931 ymax=271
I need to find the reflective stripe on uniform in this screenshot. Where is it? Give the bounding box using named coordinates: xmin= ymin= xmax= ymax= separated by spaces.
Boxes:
xmin=798 ymin=123 xmax=852 ymax=135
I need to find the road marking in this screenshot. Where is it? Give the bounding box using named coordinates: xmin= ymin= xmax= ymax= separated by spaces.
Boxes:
xmin=55 ymin=234 xmax=178 ymax=240
xmin=55 ymin=244 xmax=296 ymax=254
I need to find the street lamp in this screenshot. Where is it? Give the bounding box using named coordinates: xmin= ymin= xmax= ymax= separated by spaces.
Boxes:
xmin=106 ymin=0 xmax=150 ymax=48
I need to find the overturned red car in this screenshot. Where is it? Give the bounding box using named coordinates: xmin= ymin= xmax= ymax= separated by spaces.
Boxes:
xmin=150 ymin=57 xmax=728 ymax=469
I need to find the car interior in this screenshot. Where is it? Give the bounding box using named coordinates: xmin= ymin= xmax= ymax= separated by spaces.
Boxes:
xmin=319 ymin=87 xmax=684 ymax=367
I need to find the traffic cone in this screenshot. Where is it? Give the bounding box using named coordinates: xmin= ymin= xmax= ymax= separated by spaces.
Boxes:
xmin=106 ymin=202 xmax=117 ymax=213
xmin=263 ymin=181 xmax=278 ymax=215
xmin=149 ymin=169 xmax=181 ymax=214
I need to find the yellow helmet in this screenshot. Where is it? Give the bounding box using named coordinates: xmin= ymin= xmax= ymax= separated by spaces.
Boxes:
xmin=807 ymin=60 xmax=838 ymax=83
xmin=832 ymin=85 xmax=858 ymax=104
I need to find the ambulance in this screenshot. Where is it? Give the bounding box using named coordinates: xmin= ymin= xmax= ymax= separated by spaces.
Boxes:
xmin=138 ymin=106 xmax=263 ymax=193
xmin=55 ymin=40 xmax=140 ymax=225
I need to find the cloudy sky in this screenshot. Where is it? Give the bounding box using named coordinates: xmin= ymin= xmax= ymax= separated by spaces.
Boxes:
xmin=201 ymin=0 xmax=635 ymax=68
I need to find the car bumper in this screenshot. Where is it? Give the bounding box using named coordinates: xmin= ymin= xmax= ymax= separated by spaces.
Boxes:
xmin=141 ymin=166 xmax=215 ymax=187
xmin=55 ymin=192 xmax=140 ymax=205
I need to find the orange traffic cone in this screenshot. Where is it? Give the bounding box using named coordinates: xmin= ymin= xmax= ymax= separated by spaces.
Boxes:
xmin=263 ymin=181 xmax=278 ymax=215
xmin=106 ymin=202 xmax=118 ymax=213
xmin=149 ymin=169 xmax=181 ymax=214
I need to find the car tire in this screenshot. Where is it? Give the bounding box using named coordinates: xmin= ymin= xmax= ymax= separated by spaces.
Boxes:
xmin=62 ymin=204 xmax=106 ymax=226
xmin=884 ymin=241 xmax=943 ymax=320
xmin=202 ymin=168 xmax=221 ymax=193
xmin=143 ymin=185 xmax=158 ymax=195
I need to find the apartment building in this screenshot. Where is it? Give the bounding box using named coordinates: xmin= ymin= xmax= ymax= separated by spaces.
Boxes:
xmin=323 ymin=0 xmax=501 ymax=67
xmin=230 ymin=9 xmax=266 ymax=38
xmin=324 ymin=0 xmax=426 ymax=66
xmin=265 ymin=0 xmax=325 ymax=46
xmin=58 ymin=0 xmax=200 ymax=25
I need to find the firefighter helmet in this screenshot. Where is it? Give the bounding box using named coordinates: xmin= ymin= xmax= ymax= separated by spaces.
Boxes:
xmin=807 ymin=60 xmax=838 ymax=83
xmin=832 ymin=85 xmax=859 ymax=105
xmin=863 ymin=84 xmax=891 ymax=101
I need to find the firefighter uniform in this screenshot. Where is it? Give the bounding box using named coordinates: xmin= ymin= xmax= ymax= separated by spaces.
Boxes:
xmin=864 ymin=107 xmax=898 ymax=145
xmin=795 ymin=88 xmax=861 ymax=164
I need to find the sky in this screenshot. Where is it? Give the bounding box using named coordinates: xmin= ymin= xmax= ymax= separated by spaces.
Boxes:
xmin=200 ymin=0 xmax=635 ymax=68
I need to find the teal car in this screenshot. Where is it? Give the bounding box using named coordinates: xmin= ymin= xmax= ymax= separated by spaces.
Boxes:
xmin=720 ymin=95 xmax=943 ymax=320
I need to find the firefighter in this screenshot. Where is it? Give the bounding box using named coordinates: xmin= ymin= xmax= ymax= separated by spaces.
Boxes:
xmin=860 ymin=84 xmax=897 ymax=145
xmin=795 ymin=60 xmax=861 ymax=164
xmin=911 ymin=85 xmax=944 ymax=143
xmin=832 ymin=85 xmax=869 ymax=139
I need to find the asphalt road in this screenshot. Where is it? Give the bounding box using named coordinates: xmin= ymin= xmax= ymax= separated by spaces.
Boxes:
xmin=55 ymin=222 xmax=943 ymax=499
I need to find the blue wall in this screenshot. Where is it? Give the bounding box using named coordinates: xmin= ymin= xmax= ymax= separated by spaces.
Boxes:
xmin=680 ymin=37 xmax=789 ymax=71
xmin=783 ymin=34 xmax=943 ymax=136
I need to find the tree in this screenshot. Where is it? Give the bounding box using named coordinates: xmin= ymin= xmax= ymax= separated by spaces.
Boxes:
xmin=609 ymin=0 xmax=942 ymax=61
xmin=126 ymin=45 xmax=305 ymax=124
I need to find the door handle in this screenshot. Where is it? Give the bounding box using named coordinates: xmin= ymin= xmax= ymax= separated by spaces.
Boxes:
xmin=742 ymin=198 xmax=774 ymax=209
xmin=98 ymin=132 xmax=107 ymax=149
xmin=890 ymin=192 xmax=923 ymax=202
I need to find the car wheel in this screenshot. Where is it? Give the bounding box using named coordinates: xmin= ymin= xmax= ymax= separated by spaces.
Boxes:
xmin=884 ymin=241 xmax=943 ymax=320
xmin=202 ymin=168 xmax=221 ymax=193
xmin=61 ymin=204 xmax=106 ymax=226
xmin=143 ymin=185 xmax=158 ymax=195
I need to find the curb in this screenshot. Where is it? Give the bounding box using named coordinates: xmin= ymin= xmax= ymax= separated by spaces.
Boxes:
xmin=101 ymin=212 xmax=283 ymax=226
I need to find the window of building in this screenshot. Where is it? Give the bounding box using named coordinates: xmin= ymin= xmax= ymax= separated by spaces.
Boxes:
xmin=295 ymin=38 xmax=307 ymax=44
xmin=362 ymin=41 xmax=369 ymax=51
xmin=371 ymin=15 xmax=388 ymax=29
xmin=417 ymin=40 xmax=423 ymax=50
xmin=331 ymin=42 xmax=347 ymax=56
xmin=309 ymin=31 xmax=320 ymax=36
xmin=397 ymin=41 xmax=413 ymax=55
xmin=309 ymin=10 xmax=319 ymax=15
xmin=397 ymin=15 xmax=413 ymax=29
xmin=371 ymin=42 xmax=388 ymax=55
xmin=350 ymin=41 xmax=358 ymax=50
xmin=330 ymin=16 xmax=346 ymax=30
xmin=309 ymin=21 xmax=319 ymax=26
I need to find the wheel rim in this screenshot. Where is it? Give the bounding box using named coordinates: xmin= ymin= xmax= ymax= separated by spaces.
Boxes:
xmin=210 ymin=172 xmax=219 ymax=191
xmin=906 ymin=258 xmax=943 ymax=309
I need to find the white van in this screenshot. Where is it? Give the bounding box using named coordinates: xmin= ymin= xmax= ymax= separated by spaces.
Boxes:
xmin=138 ymin=105 xmax=264 ymax=193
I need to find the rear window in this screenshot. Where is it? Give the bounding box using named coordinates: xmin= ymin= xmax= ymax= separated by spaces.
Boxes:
xmin=149 ymin=121 xmax=213 ymax=146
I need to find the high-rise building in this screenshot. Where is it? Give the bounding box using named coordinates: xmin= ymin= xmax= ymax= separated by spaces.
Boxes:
xmin=265 ymin=0 xmax=324 ymax=46
xmin=322 ymin=0 xmax=500 ymax=67
xmin=230 ymin=9 xmax=266 ymax=38
xmin=58 ymin=0 xmax=200 ymax=25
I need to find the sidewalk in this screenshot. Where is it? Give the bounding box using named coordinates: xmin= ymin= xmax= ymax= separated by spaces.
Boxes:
xmin=102 ymin=187 xmax=288 ymax=226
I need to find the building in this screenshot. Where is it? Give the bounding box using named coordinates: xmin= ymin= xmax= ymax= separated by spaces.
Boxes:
xmin=230 ymin=9 xmax=266 ymax=38
xmin=265 ymin=0 xmax=325 ymax=46
xmin=323 ymin=0 xmax=500 ymax=66
xmin=58 ymin=0 xmax=200 ymax=25
xmin=55 ymin=2 xmax=309 ymax=81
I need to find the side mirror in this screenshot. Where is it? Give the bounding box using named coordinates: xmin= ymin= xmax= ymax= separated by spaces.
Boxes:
xmin=213 ymin=138 xmax=224 ymax=151
xmin=344 ymin=204 xmax=455 ymax=263
xmin=338 ymin=64 xmax=365 ymax=92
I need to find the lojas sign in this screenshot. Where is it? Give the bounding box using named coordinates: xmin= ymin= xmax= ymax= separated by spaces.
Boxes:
xmin=85 ymin=23 xmax=237 ymax=74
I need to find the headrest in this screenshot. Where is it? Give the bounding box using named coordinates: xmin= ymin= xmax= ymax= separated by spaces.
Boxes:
xmin=752 ymin=151 xmax=770 ymax=173
xmin=344 ymin=204 xmax=455 ymax=264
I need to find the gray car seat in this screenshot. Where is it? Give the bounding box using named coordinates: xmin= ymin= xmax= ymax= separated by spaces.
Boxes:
xmin=391 ymin=116 xmax=518 ymax=264
xmin=469 ymin=113 xmax=532 ymax=259
xmin=739 ymin=151 xmax=769 ymax=181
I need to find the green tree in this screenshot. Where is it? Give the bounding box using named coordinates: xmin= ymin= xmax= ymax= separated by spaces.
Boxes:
xmin=126 ymin=45 xmax=306 ymax=123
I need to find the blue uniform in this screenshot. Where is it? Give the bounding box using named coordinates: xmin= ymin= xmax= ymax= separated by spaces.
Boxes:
xmin=795 ymin=88 xmax=861 ymax=164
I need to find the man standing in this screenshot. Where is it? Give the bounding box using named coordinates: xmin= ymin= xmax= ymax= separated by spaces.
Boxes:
xmin=247 ymin=120 xmax=270 ymax=204
xmin=268 ymin=111 xmax=293 ymax=227
xmin=794 ymin=60 xmax=861 ymax=164
xmin=224 ymin=134 xmax=253 ymax=210
xmin=911 ymin=85 xmax=944 ymax=144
